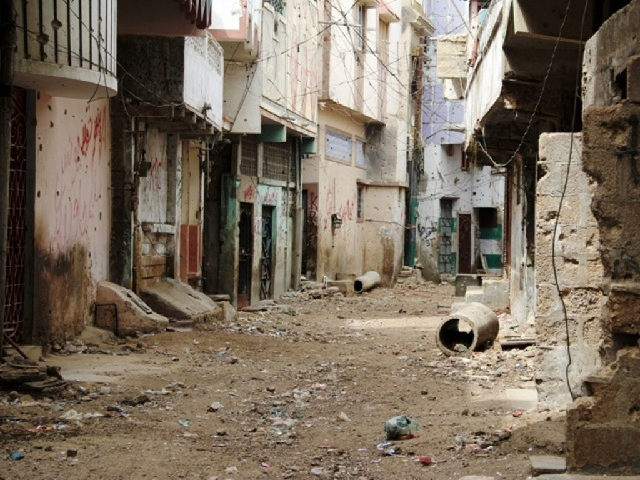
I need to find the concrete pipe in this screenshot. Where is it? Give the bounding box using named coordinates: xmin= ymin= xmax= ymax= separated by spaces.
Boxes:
xmin=436 ymin=302 xmax=499 ymax=356
xmin=354 ymin=271 xmax=381 ymax=293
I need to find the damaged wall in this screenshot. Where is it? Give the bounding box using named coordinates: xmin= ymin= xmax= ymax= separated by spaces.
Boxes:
xmin=303 ymin=110 xmax=405 ymax=285
xmin=563 ymin=0 xmax=640 ymax=472
xmin=418 ymin=143 xmax=504 ymax=280
xmin=34 ymin=94 xmax=111 ymax=345
xmin=535 ymin=133 xmax=604 ymax=407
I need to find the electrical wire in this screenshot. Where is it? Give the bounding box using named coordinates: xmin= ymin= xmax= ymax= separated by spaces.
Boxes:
xmin=551 ymin=0 xmax=590 ymax=403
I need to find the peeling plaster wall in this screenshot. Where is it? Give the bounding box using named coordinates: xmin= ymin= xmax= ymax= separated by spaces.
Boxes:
xmin=418 ymin=143 xmax=504 ymax=280
xmin=304 ymin=110 xmax=405 ymax=284
xmin=535 ymin=133 xmax=604 ymax=407
xmin=238 ymin=177 xmax=294 ymax=301
xmin=34 ymin=94 xmax=111 ymax=345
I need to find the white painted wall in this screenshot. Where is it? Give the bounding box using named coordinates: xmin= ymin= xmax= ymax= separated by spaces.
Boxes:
xmin=184 ymin=35 xmax=224 ymax=129
xmin=34 ymin=95 xmax=112 ymax=339
xmin=417 ymin=143 xmax=504 ymax=278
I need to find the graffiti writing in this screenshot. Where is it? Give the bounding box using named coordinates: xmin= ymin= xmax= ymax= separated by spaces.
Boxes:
xmin=338 ymin=198 xmax=356 ymax=223
xmin=50 ymin=106 xmax=108 ymax=253
xmin=242 ymin=185 xmax=256 ymax=201
xmin=147 ymin=157 xmax=163 ymax=192
xmin=307 ymin=191 xmax=319 ymax=225
xmin=262 ymin=189 xmax=277 ymax=205
xmin=417 ymin=222 xmax=438 ymax=247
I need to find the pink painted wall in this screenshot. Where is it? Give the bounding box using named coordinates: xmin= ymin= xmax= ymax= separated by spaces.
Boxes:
xmin=34 ymin=94 xmax=111 ymax=345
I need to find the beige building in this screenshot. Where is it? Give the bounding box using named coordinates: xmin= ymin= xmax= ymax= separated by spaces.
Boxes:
xmin=302 ymin=0 xmax=433 ymax=285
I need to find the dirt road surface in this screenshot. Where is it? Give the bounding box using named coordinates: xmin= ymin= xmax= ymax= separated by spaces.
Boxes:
xmin=0 ymin=280 xmax=565 ymax=479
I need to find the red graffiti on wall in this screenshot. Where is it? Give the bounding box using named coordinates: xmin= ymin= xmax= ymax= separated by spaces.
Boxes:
xmin=50 ymin=106 xmax=108 ymax=253
xmin=262 ymin=190 xmax=277 ymax=205
xmin=147 ymin=157 xmax=164 ymax=192
xmin=243 ymin=185 xmax=256 ymax=201
xmin=338 ymin=198 xmax=356 ymax=222
xmin=307 ymin=191 xmax=319 ymax=225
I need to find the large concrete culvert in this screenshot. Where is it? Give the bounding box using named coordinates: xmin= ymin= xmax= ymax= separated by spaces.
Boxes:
xmin=436 ymin=303 xmax=499 ymax=355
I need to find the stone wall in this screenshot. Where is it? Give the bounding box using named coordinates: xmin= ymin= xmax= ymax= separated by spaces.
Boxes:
xmin=564 ymin=0 xmax=640 ymax=472
xmin=535 ymin=133 xmax=605 ymax=407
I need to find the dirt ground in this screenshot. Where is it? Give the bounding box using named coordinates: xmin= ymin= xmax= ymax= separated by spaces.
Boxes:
xmin=0 ymin=279 xmax=566 ymax=480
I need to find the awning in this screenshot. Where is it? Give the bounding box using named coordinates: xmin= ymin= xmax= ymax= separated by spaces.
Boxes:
xmin=174 ymin=0 xmax=212 ymax=29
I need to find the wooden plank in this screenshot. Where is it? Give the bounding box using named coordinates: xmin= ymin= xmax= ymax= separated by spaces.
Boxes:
xmin=140 ymin=264 xmax=166 ymax=279
xmin=140 ymin=255 xmax=168 ymax=267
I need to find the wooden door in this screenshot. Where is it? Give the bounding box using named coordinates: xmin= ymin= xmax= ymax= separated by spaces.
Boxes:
xmin=458 ymin=213 xmax=472 ymax=274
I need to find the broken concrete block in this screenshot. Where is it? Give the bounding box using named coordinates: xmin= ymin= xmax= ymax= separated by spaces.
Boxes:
xmin=140 ymin=278 xmax=222 ymax=325
xmin=96 ymin=281 xmax=169 ymax=336
xmin=216 ymin=301 xmax=237 ymax=323
xmin=327 ymin=280 xmax=355 ymax=297
xmin=530 ymin=455 xmax=567 ymax=475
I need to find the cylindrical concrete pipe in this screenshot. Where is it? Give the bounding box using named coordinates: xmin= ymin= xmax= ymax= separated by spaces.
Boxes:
xmin=354 ymin=271 xmax=381 ymax=293
xmin=436 ymin=302 xmax=499 ymax=355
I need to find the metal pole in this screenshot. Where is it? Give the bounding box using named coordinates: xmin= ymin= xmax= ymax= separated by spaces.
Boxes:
xmin=0 ymin=0 xmax=16 ymax=362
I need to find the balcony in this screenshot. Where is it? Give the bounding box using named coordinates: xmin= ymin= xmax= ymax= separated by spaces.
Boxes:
xmin=465 ymin=0 xmax=598 ymax=163
xmin=210 ymin=0 xmax=261 ymax=61
xmin=13 ymin=0 xmax=117 ymax=99
xmin=116 ymin=35 xmax=223 ymax=134
xmin=118 ymin=0 xmax=213 ymax=37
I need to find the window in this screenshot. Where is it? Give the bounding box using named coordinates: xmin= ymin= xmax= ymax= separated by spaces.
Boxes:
xmin=355 ymin=4 xmax=366 ymax=51
xmin=357 ymin=187 xmax=364 ymax=221
xmin=265 ymin=0 xmax=285 ymax=14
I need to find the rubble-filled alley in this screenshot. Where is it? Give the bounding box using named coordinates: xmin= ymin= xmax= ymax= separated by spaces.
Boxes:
xmin=1 ymin=281 xmax=569 ymax=480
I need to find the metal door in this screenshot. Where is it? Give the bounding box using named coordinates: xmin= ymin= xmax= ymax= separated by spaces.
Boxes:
xmin=237 ymin=203 xmax=253 ymax=309
xmin=458 ymin=213 xmax=472 ymax=274
xmin=260 ymin=206 xmax=274 ymax=300
xmin=4 ymin=88 xmax=27 ymax=341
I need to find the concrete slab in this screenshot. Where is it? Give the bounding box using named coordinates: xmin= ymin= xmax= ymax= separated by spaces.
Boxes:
xmin=530 ymin=455 xmax=566 ymax=475
xmin=96 ymin=281 xmax=169 ymax=336
xmin=328 ymin=280 xmax=355 ymax=297
xmin=465 ymin=285 xmax=485 ymax=303
xmin=140 ymin=278 xmax=222 ymax=325
xmin=470 ymin=388 xmax=538 ymax=411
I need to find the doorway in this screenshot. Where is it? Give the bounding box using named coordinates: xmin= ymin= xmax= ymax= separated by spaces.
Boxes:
xmin=237 ymin=203 xmax=253 ymax=309
xmin=260 ymin=206 xmax=274 ymax=300
xmin=5 ymin=88 xmax=28 ymax=341
xmin=458 ymin=213 xmax=472 ymax=274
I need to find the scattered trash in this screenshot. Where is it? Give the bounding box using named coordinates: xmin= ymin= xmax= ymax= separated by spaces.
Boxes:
xmin=178 ymin=420 xmax=191 ymax=427
xmin=384 ymin=415 xmax=419 ymax=440
xmin=10 ymin=452 xmax=25 ymax=461
xmin=337 ymin=411 xmax=351 ymax=422
xmin=83 ymin=412 xmax=104 ymax=419
xmin=512 ymin=411 xmax=523 ymax=417
xmin=60 ymin=409 xmax=83 ymax=421
xmin=261 ymin=462 xmax=271 ymax=469
xmin=207 ymin=402 xmax=224 ymax=412
xmin=310 ymin=467 xmax=326 ymax=476
xmin=418 ymin=456 xmax=433 ymax=466
xmin=120 ymin=394 xmax=150 ymax=406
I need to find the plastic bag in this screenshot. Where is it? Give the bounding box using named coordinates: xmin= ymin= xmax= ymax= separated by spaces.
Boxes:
xmin=384 ymin=415 xmax=419 ymax=440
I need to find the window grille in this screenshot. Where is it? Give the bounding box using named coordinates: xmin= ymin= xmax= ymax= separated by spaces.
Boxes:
xmin=263 ymin=142 xmax=293 ymax=182
xmin=240 ymin=137 xmax=258 ymax=176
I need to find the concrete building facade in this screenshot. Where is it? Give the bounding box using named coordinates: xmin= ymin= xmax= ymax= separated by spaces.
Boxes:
xmin=418 ymin=0 xmax=505 ymax=282
xmin=209 ymin=0 xmax=317 ymax=308
xmin=301 ymin=0 xmax=431 ymax=286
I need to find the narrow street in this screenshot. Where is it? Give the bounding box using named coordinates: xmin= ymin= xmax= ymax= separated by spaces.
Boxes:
xmin=0 ymin=281 xmax=564 ymax=480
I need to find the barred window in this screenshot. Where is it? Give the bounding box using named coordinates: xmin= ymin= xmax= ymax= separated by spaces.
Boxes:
xmin=240 ymin=137 xmax=258 ymax=176
xmin=263 ymin=142 xmax=293 ymax=182
xmin=266 ymin=0 xmax=285 ymax=14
